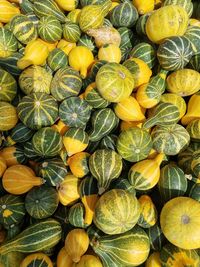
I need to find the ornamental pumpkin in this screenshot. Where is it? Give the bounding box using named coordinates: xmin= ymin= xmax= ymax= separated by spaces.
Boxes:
xmin=181 ymin=93 xmax=200 ymax=125
xmin=138 ymin=195 xmax=157 ymax=228
xmin=0 ymin=0 xmax=20 ymax=23
xmin=68 ymin=202 xmax=87 ymax=228
xmin=0 ymin=146 xmax=26 ymax=167
xmin=186 ymin=119 xmax=200 ymax=141
xmin=57 ymin=247 xmax=74 ymax=267
xmin=0 ymin=156 xmax=6 ymax=177
xmin=0 ymin=69 xmax=17 ymax=102
xmin=0 ymin=28 xmax=18 ymax=58
xmin=133 ymin=0 xmax=154 ymax=15
xmin=0 ymin=102 xmax=18 ymax=131
xmin=55 ymin=0 xmax=78 ymax=11
xmin=67 ymin=152 xmax=90 ymax=178
xmin=163 ymin=0 xmax=193 ymax=17
xmin=98 ymin=44 xmax=121 ymax=63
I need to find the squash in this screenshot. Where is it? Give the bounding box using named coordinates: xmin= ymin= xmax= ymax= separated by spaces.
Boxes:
xmin=133 ymin=0 xmax=154 ymax=15
xmin=0 ymin=52 xmax=22 ymax=76
xmin=0 ymin=156 xmax=6 ymax=177
xmin=96 ymin=62 xmax=135 ymax=102
xmin=57 ymin=247 xmax=74 ymax=267
xmin=0 ymin=251 xmax=24 ymax=267
xmin=65 ymin=229 xmax=89 ymax=263
xmin=63 ymin=21 xmax=81 ymax=43
xmin=181 ymin=93 xmax=200 ymax=125
xmin=90 ymin=225 xmax=150 ymax=267
xmin=118 ymin=26 xmax=134 ymax=53
xmin=186 ymin=119 xmax=200 ymax=141
xmin=69 ymin=46 xmax=94 ymax=78
xmin=138 ymin=195 xmax=157 ymax=228
xmin=146 ymin=6 xmax=189 ymax=44
xmin=0 ymin=27 xmax=18 ymax=58
xmin=0 ymin=218 xmax=61 ymax=255
xmin=20 ymin=253 xmax=53 ymax=267
xmin=163 ymin=0 xmax=193 ymax=17
xmin=76 ymin=255 xmax=103 ymax=267
xmin=0 ymin=69 xmax=17 ymax=103
xmin=68 ymin=152 xmax=90 ymax=178
xmin=109 ymin=178 xmax=136 ymax=195
xmin=146 ymin=224 xmax=166 ymax=251
xmin=117 ymin=127 xmax=152 ymax=162
xmin=89 ymin=149 xmax=122 ymax=193
xmin=77 ymin=34 xmax=96 ymax=52
xmin=136 ymin=12 xmax=152 ymax=36
xmin=0 ymin=0 xmax=20 ymax=23
xmin=189 ymin=183 xmax=200 ymax=202
xmin=94 ymin=189 xmax=140 ymax=234
xmin=191 ymin=150 xmax=200 ymax=178
xmin=0 ymin=146 xmax=26 ymax=167
xmin=67 ymin=9 xmax=81 ymax=24
xmin=184 ymin=26 xmax=200 ymax=55
xmin=57 ymin=174 xmax=80 ymax=206
xmin=51 ymin=120 xmax=69 ymax=136
xmin=19 ymin=65 xmax=52 ymax=95
xmin=98 ymin=44 xmax=121 ymax=63
xmin=55 ymin=0 xmax=78 ymax=11
xmin=0 ymin=102 xmax=18 ymax=131
xmin=128 ymin=153 xmax=164 ymax=190
xmin=68 ymin=202 xmax=87 ymax=228
xmin=160 ymin=197 xmax=200 ymax=249
xmin=100 ymin=134 xmax=118 ymax=151
xmin=35 ymin=39 xmax=57 ymax=52
xmin=120 ymin=120 xmax=143 ymax=131
xmin=57 ymin=39 xmax=76 ymax=55
xmin=145 ymin=252 xmax=161 ymax=267
xmin=47 ymin=48 xmax=68 ymax=71
xmin=19 ymin=0 xmax=34 ymax=14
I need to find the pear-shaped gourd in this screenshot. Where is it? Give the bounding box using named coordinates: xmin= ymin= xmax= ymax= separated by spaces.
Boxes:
xmin=0 ymin=0 xmax=20 ymax=23
xmin=128 ymin=153 xmax=164 ymax=190
xmin=187 ymin=119 xmax=200 ymax=141
xmin=57 ymin=247 xmax=74 ymax=267
xmin=0 ymin=156 xmax=7 ymax=177
xmin=181 ymin=93 xmax=200 ymax=125
xmin=2 ymin=165 xmax=44 ymax=195
xmin=76 ymin=255 xmax=103 ymax=267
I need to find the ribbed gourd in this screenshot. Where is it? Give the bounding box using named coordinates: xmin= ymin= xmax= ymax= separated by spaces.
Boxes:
xmin=189 ymin=183 xmax=200 ymax=202
xmin=78 ymin=34 xmax=96 ymax=52
xmin=0 ymin=52 xmax=23 ymax=76
xmin=146 ymin=224 xmax=166 ymax=251
xmin=47 ymin=48 xmax=68 ymax=72
xmin=0 ymin=0 xmax=20 ymax=23
xmin=191 ymin=150 xmax=200 ymax=178
xmin=98 ymin=44 xmax=121 ymax=63
xmin=136 ymin=13 xmax=152 ymax=36
xmin=0 ymin=156 xmax=7 ymax=177
xmin=20 ymin=253 xmax=53 ymax=267
xmin=163 ymin=0 xmax=193 ymax=17
xmin=63 ymin=21 xmax=81 ymax=43
xmin=187 ymin=119 xmax=200 ymax=141
xmin=5 ymin=123 xmax=33 ymax=146
xmin=0 ymin=101 xmax=18 ymax=131
xmin=19 ymin=0 xmax=34 ymax=14
xmin=76 ymin=255 xmax=103 ymax=267
xmin=0 ymin=146 xmax=26 ymax=166
xmin=0 ymin=28 xmax=18 ymax=58
xmin=161 ymin=93 xmax=186 ymax=119
xmin=68 ymin=203 xmax=87 ymax=228
xmin=0 ymin=69 xmax=17 ymax=102
xmin=109 ymin=178 xmax=136 ymax=195
xmin=68 ymin=152 xmax=90 ymax=178
xmin=181 ymin=93 xmax=200 ymax=125
xmin=94 ymin=189 xmax=140 ymax=234
xmin=184 ymin=26 xmax=200 ymax=55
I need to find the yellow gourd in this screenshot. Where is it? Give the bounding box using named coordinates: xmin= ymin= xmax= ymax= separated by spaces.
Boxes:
xmin=110 ymin=1 xmax=119 ymax=11
xmin=138 ymin=195 xmax=158 ymax=227
xmin=69 ymin=46 xmax=94 ymax=78
xmin=0 ymin=156 xmax=7 ymax=177
xmin=17 ymin=39 xmax=49 ymax=70
xmin=114 ymin=96 xmax=145 ymax=121
xmin=65 ymin=229 xmax=90 ymax=263
xmin=120 ymin=121 xmax=143 ymax=131
xmin=55 ymin=0 xmax=78 ymax=11
xmin=39 ymin=39 xmax=58 ymax=52
xmin=0 ymin=146 xmax=22 ymax=167
xmin=145 ymin=252 xmax=161 ymax=267
xmin=0 ymin=0 xmax=20 ymax=23
xmin=181 ymin=94 xmax=200 ymax=125
xmin=67 ymin=9 xmax=81 ymax=24
xmin=63 ymin=135 xmax=88 ymax=157
xmin=20 ymin=253 xmax=53 ymax=267
xmin=189 ymin=18 xmax=200 ymax=27
xmin=76 ymin=255 xmax=103 ymax=267
xmin=57 ymin=247 xmax=74 ymax=267
xmin=57 ymin=174 xmax=80 ymax=206
xmin=98 ymin=44 xmax=121 ymax=63
xmin=57 ymin=39 xmax=76 ymax=55
xmin=67 ymin=152 xmax=90 ymax=178
xmin=2 ymin=165 xmax=44 ymax=195
xmin=51 ymin=120 xmax=69 ymax=136
xmin=133 ymin=0 xmax=154 ymax=14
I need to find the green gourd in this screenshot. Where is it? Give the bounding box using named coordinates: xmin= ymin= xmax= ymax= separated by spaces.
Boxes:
xmin=8 ymin=123 xmax=34 ymax=144
xmin=109 ymin=178 xmax=136 ymax=195
xmin=63 ymin=21 xmax=81 ymax=43
xmin=0 ymin=52 xmax=23 ymax=76
xmin=184 ymin=26 xmax=200 ymax=55
xmin=0 ymin=28 xmax=18 ymax=58
xmin=0 ymin=69 xmax=17 ymax=102
xmin=189 ymin=183 xmax=200 ymax=202
xmin=68 ymin=203 xmax=87 ymax=228
xmin=186 ymin=119 xmax=200 ymax=141
xmin=47 ymin=48 xmax=68 ymax=72
xmin=146 ymin=224 xmax=166 ymax=251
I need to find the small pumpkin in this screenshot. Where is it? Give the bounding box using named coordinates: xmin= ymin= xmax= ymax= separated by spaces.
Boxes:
xmin=181 ymin=93 xmax=200 ymax=125
xmin=57 ymin=247 xmax=74 ymax=267
xmin=98 ymin=44 xmax=121 ymax=63
xmin=0 ymin=146 xmax=26 ymax=167
xmin=67 ymin=152 xmax=90 ymax=178
xmin=0 ymin=102 xmax=18 ymax=131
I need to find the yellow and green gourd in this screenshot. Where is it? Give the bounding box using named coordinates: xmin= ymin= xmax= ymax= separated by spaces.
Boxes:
xmin=0 ymin=146 xmax=27 ymax=166
xmin=68 ymin=202 xmax=87 ymax=228
xmin=0 ymin=101 xmax=18 ymax=131
xmin=0 ymin=69 xmax=17 ymax=102
xmin=0 ymin=52 xmax=23 ymax=76
xmin=20 ymin=253 xmax=53 ymax=267
xmin=186 ymin=119 xmax=200 ymax=141
xmin=191 ymin=149 xmax=200 ymax=178
xmin=6 ymin=122 xmax=34 ymax=145
xmin=67 ymin=152 xmax=90 ymax=178
xmin=163 ymin=0 xmax=193 ymax=17
xmin=181 ymin=93 xmax=200 ymax=125
xmin=184 ymin=25 xmax=200 ymax=55
xmin=47 ymin=48 xmax=68 ymax=72
xmin=0 ymin=27 xmax=18 ymax=58
xmin=146 ymin=224 xmax=166 ymax=251
xmin=189 ymin=183 xmax=200 ymax=202
xmin=63 ymin=21 xmax=81 ymax=43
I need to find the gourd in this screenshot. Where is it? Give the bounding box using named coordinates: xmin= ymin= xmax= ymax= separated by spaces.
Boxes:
xmin=166 ymin=69 xmax=200 ymax=96
xmin=184 ymin=26 xmax=200 ymax=55
xmin=186 ymin=119 xmax=200 ymax=141
xmin=68 ymin=152 xmax=90 ymax=178
xmin=52 ymin=120 xmax=69 ymax=136
xmin=0 ymin=52 xmax=23 ymax=76
xmin=98 ymin=44 xmax=121 ymax=63
xmin=0 ymin=251 xmax=24 ymax=267
xmin=181 ymin=93 xmax=200 ymax=125
xmin=145 ymin=252 xmax=161 ymax=267
xmin=163 ymin=0 xmax=193 ymax=17
xmin=0 ymin=102 xmax=18 ymax=131
xmin=146 ymin=6 xmax=189 ymax=44
xmin=0 ymin=27 xmax=18 ymax=58
xmin=67 ymin=8 xmax=81 ymax=24
xmin=96 ymin=62 xmax=135 ymax=102
xmin=5 ymin=123 xmax=32 ymax=146
xmin=47 ymin=48 xmax=68 ymax=71
xmin=50 ymin=67 xmax=82 ymax=101
xmin=0 ymin=69 xmax=17 ymax=103
xmin=17 ymin=93 xmax=58 ymax=130
xmin=19 ymin=65 xmax=52 ymax=95
xmin=0 ymin=218 xmax=62 ymax=254
xmin=117 ymin=127 xmax=153 ymax=162
xmin=128 ymin=153 xmax=164 ymax=190
xmin=77 ymin=34 xmax=96 ymax=52
xmin=100 ymin=134 xmax=118 ymax=151
xmin=109 ymin=178 xmax=136 ymax=195
xmin=25 ymin=186 xmax=59 ymax=219
xmin=76 ymin=255 xmax=103 ymax=267
xmin=189 ymin=183 xmax=200 ymax=202
xmin=160 ymin=197 xmax=200 ymax=249
xmin=2 ymin=165 xmax=44 ymax=195
xmin=57 ymin=247 xmax=74 ymax=267
xmin=89 ymin=149 xmax=122 ymax=193
xmin=133 ymin=0 xmax=154 ymax=15
xmin=57 ymin=39 xmax=76 ymax=55
xmin=55 ymin=0 xmax=78 ymax=11
xmin=0 ymin=156 xmax=6 ymax=177
xmin=68 ymin=203 xmax=87 ymax=228
xmin=158 ymin=164 xmax=188 ymax=202
xmin=20 ymin=253 xmax=53 ymax=267
xmin=69 ymin=46 xmax=94 ymax=78
xmin=146 ymin=224 xmax=166 ymax=251
xmin=191 ymin=150 xmax=200 ymax=178
xmin=65 ymin=229 xmax=89 ymax=263
xmin=90 ymin=225 xmax=150 ymax=267
xmin=0 ymin=0 xmax=20 ymax=23
xmin=136 ymin=13 xmax=152 ymax=36
xmin=63 ymin=21 xmax=81 ymax=43
xmin=0 ymin=146 xmax=26 ymax=166
xmin=94 ymin=189 xmax=140 ymax=234
xmin=19 ymin=0 xmax=34 ymax=14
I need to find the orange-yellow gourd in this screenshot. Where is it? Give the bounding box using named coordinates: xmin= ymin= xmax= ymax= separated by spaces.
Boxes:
xmin=51 ymin=120 xmax=69 ymax=136
xmin=20 ymin=253 xmax=53 ymax=267
xmin=55 ymin=0 xmax=77 ymax=11
xmin=120 ymin=121 xmax=143 ymax=131
xmin=57 ymin=247 xmax=74 ymax=267
xmin=181 ymin=94 xmax=200 ymax=125
xmin=76 ymin=255 xmax=103 ymax=267
xmin=145 ymin=252 xmax=161 ymax=267
xmin=57 ymin=39 xmax=76 ymax=55
xmin=0 ymin=146 xmax=22 ymax=167
xmin=98 ymin=44 xmax=121 ymax=63
xmin=0 ymin=156 xmax=7 ymax=177
xmin=189 ymin=18 xmax=200 ymax=27
xmin=67 ymin=152 xmax=90 ymax=178
xmin=133 ymin=0 xmax=154 ymax=14
xmin=63 ymin=135 xmax=88 ymax=157
xmin=0 ymin=0 xmax=20 ymax=23
xmin=39 ymin=39 xmax=58 ymax=52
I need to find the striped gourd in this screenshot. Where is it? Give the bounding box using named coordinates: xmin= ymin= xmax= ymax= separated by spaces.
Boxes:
xmin=90 ymin=225 xmax=150 ymax=267
xmin=39 ymin=158 xmax=67 ymax=186
xmin=59 ymin=97 xmax=91 ymax=128
xmin=137 ymin=195 xmax=157 ymax=228
xmin=6 ymin=123 xmax=34 ymax=146
xmin=0 ymin=52 xmax=23 ymax=76
xmin=89 ymin=108 xmax=118 ymax=142
xmin=163 ymin=0 xmax=193 ymax=17
xmin=80 ymin=0 xmax=109 ymax=7
xmin=89 ymin=60 xmax=107 ymax=80
xmin=0 ymin=101 xmax=18 ymax=131
xmin=100 ymin=134 xmax=117 ymax=151
xmin=67 ymin=152 xmax=90 ymax=178
xmin=17 ymin=93 xmax=58 ymax=130
xmin=20 ymin=253 xmax=53 ymax=267
xmin=19 ymin=65 xmax=52 ymax=95
xmin=94 ymin=189 xmax=140 ymax=234
xmin=0 ymin=251 xmax=24 ymax=267
xmin=10 ymin=14 xmax=37 ymax=44
xmin=63 ymin=127 xmax=89 ymax=156
xmin=32 ymin=127 xmax=63 ymax=157
xmin=79 ymin=176 xmax=99 ymax=225
xmin=20 ymin=0 xmax=34 ymax=14
xmin=38 ymin=15 xmax=63 ymax=43
xmin=136 ymin=13 xmax=151 ymax=35
xmin=0 ymin=218 xmax=62 ymax=255
xmin=189 ymin=183 xmax=200 ymax=202
xmin=27 ymin=13 xmax=39 ymax=26
xmin=0 ymin=194 xmax=25 ymax=227
xmin=0 ymin=156 xmax=7 ymax=177
xmin=118 ymin=27 xmax=134 ymax=51
xmin=63 ymin=21 xmax=81 ymax=43
xmin=53 ymin=205 xmax=69 ymax=225
xmin=158 ymin=164 xmax=188 ymax=202
xmin=68 ymin=203 xmax=87 ymax=228
xmin=0 ymin=69 xmax=17 ymax=102
xmin=78 ymin=35 xmax=96 ymax=53
xmin=110 ymin=1 xmax=138 ymax=28
xmin=146 ymin=224 xmax=166 ymax=251
xmin=25 ymin=186 xmax=59 ymax=219
xmin=66 ymin=9 xmax=81 ymax=24
xmin=185 ymin=26 xmax=200 ymax=55
xmin=188 ymin=54 xmax=200 ymax=72
xmin=191 ymin=150 xmax=200 ymax=178
xmin=160 ymin=243 xmax=200 ymax=267
xmin=23 ymin=141 xmax=41 ymax=161
xmin=130 ymin=42 xmax=156 ymax=69
xmin=117 ymin=127 xmax=152 ymax=162
xmin=143 ymin=103 xmax=180 ymax=129
xmin=33 ymin=0 xmax=66 ymax=22
xmin=103 ymin=18 xmax=112 ymax=27
xmin=157 ymin=36 xmax=193 ymax=71
xmin=186 ymin=119 xmax=200 ymax=141
xmin=47 ymin=48 xmax=68 ymax=72
xmin=0 ymin=27 xmax=18 ymax=58
xmin=5 ymin=223 xmax=22 ymax=240
xmin=0 ymin=0 xmax=20 ymax=23
xmin=50 ymin=67 xmax=82 ymax=101
xmin=109 ymin=178 xmax=136 ymax=195
xmin=89 ymin=149 xmax=122 ymax=193
xmin=0 ymin=146 xmax=27 ymax=166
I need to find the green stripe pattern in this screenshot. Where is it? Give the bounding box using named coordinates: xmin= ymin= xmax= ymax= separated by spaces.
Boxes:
xmin=100 ymin=134 xmax=117 ymax=151
xmin=146 ymin=224 xmax=166 ymax=251
xmin=0 ymin=28 xmax=18 ymax=57
xmin=51 ymin=67 xmax=82 ymax=101
xmin=64 ymin=127 xmax=89 ymax=146
xmin=0 ymin=219 xmax=62 ymax=255
xmin=189 ymin=183 xmax=200 ymax=202
xmin=138 ymin=196 xmax=158 ymax=228
xmin=47 ymin=48 xmax=68 ymax=72
xmin=17 ymin=93 xmax=58 ymax=130
xmin=63 ymin=21 xmax=81 ymax=43
xmin=26 ymin=13 xmax=39 ymax=26
xmin=89 ymin=60 xmax=107 ymax=80
xmin=20 ymin=0 xmax=34 ymax=14
xmin=89 ymin=108 xmax=119 ymax=142
xmin=21 ymin=257 xmax=51 ymax=267
xmin=136 ymin=13 xmax=151 ymax=36
xmin=118 ymin=27 xmax=134 ymax=50
xmin=0 ymin=52 xmax=23 ymax=76
xmin=109 ymin=178 xmax=136 ymax=195
xmin=184 ymin=26 xmax=200 ymax=55
xmin=68 ymin=203 xmax=87 ymax=228
xmin=163 ymin=0 xmax=193 ymax=17
xmin=23 ymin=141 xmax=41 ymax=160
xmin=191 ymin=149 xmax=200 ymax=177
xmin=0 ymin=69 xmax=17 ymax=102
xmin=85 ymin=87 xmax=110 ymax=109
xmin=10 ymin=122 xmax=34 ymax=143
xmin=186 ymin=119 xmax=200 ymax=141
xmin=80 ymin=0 xmax=109 ymax=7
xmin=80 ymin=176 xmax=98 ymax=197
xmin=188 ymin=54 xmax=200 ymax=72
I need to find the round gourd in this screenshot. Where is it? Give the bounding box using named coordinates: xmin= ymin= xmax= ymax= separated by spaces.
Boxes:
xmin=0 ymin=156 xmax=7 ymax=177
xmin=25 ymin=186 xmax=59 ymax=219
xmin=98 ymin=44 xmax=121 ymax=63
xmin=0 ymin=146 xmax=27 ymax=167
xmin=68 ymin=203 xmax=87 ymax=228
xmin=59 ymin=97 xmax=91 ymax=128
xmin=0 ymin=69 xmax=17 ymax=102
xmin=50 ymin=67 xmax=82 ymax=101
xmin=146 ymin=224 xmax=166 ymax=251
xmin=163 ymin=0 xmax=193 ymax=17
xmin=32 ymin=127 xmax=63 ymax=157
xmin=19 ymin=66 xmax=52 ymax=95
xmin=109 ymin=178 xmax=136 ymax=195
xmin=145 ymin=252 xmax=161 ymax=267
xmin=67 ymin=152 xmax=90 ymax=178
xmin=184 ymin=26 xmax=200 ymax=54
xmin=23 ymin=141 xmax=41 ymax=161
xmin=186 ymin=119 xmax=200 ymax=141
xmin=89 ymin=60 xmax=108 ymax=80
xmin=133 ymin=0 xmax=154 ymax=15
xmin=117 ymin=127 xmax=152 ymax=162
xmin=189 ymin=183 xmax=200 ymax=202
xmin=94 ymin=189 xmax=140 ymax=234
xmin=96 ymin=62 xmax=134 ymax=102
xmin=136 ymin=13 xmax=151 ymax=36
xmin=47 ymin=48 xmax=68 ymax=72
xmin=100 ymin=134 xmax=118 ymax=151
xmin=17 ymin=93 xmax=58 ymax=130
xmin=191 ymin=150 xmax=200 ymax=178
xmin=0 ymin=101 xmax=18 ymax=131
xmin=20 ymin=253 xmax=53 ymax=267
xmin=0 ymin=27 xmax=18 ymax=58
xmin=9 ymin=123 xmax=34 ymax=144
xmin=38 ymin=15 xmax=62 ymax=42
xmin=157 ymin=36 xmax=193 ymax=71
xmin=160 ymin=197 xmax=200 ymax=249
xmin=76 ymin=255 xmax=103 ymax=267
xmin=27 ymin=13 xmax=39 ymax=26
xmin=0 ymin=52 xmax=23 ymax=77
xmin=118 ymin=27 xmax=134 ymax=51
xmin=188 ymin=54 xmax=200 ymax=72
xmin=146 ymin=5 xmax=189 ymax=44
xmin=63 ymin=21 xmax=81 ymax=43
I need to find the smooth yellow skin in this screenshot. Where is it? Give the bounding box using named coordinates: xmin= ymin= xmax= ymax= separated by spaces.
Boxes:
xmin=76 ymin=255 xmax=103 ymax=267
xmin=0 ymin=0 xmax=20 ymax=23
xmin=181 ymin=94 xmax=200 ymax=125
xmin=98 ymin=44 xmax=121 ymax=63
xmin=133 ymin=0 xmax=154 ymax=14
xmin=120 ymin=121 xmax=143 ymax=131
xmin=63 ymin=137 xmax=88 ymax=156
xmin=67 ymin=152 xmax=90 ymax=178
xmin=57 ymin=39 xmax=76 ymax=55
xmin=39 ymin=39 xmax=58 ymax=52
xmin=136 ymin=83 xmax=159 ymax=108
xmin=20 ymin=253 xmax=53 ymax=267
xmin=145 ymin=252 xmax=161 ymax=267
xmin=189 ymin=18 xmax=200 ymax=27
xmin=57 ymin=247 xmax=74 ymax=267
xmin=55 ymin=0 xmax=77 ymax=11
xmin=51 ymin=120 xmax=69 ymax=136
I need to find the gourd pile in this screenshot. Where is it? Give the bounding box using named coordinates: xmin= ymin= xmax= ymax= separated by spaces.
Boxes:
xmin=0 ymin=0 xmax=200 ymax=266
